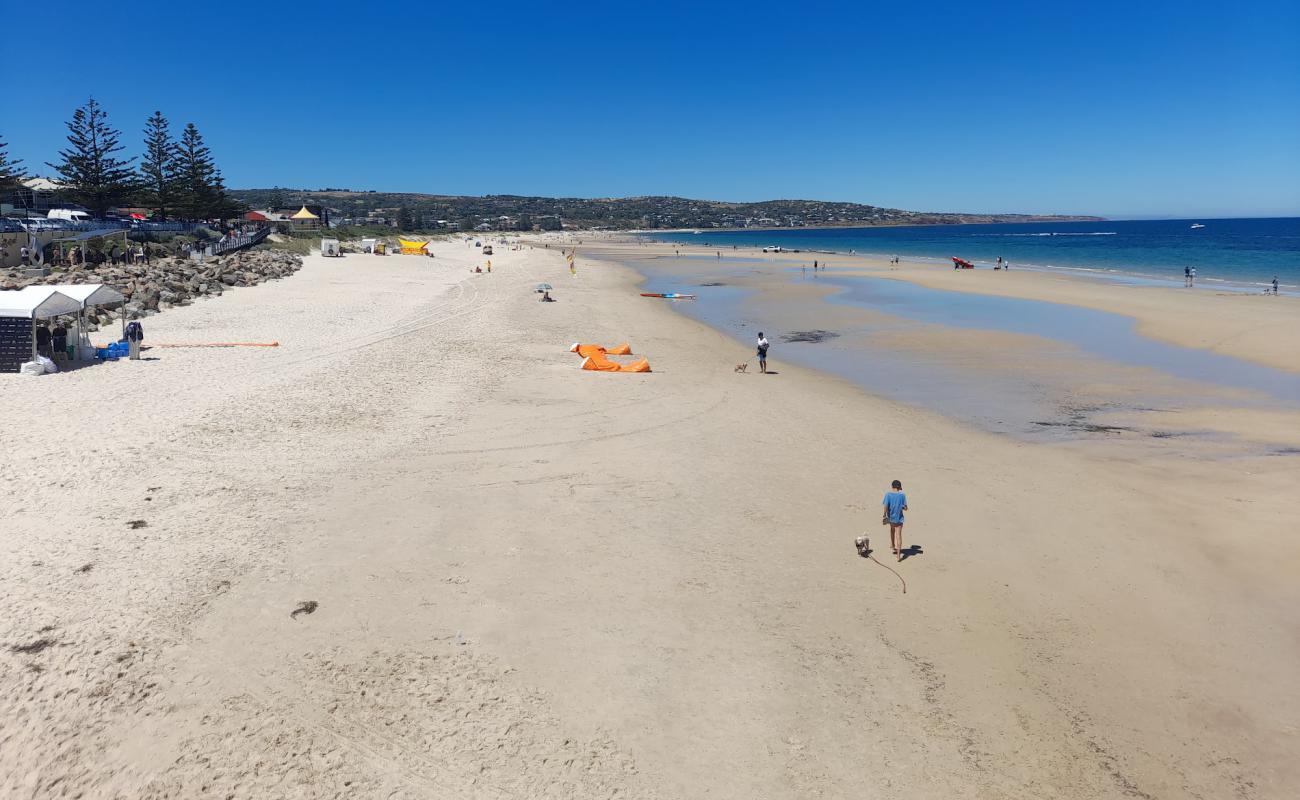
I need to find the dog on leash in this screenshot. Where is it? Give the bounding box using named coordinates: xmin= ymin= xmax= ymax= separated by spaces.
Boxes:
xmin=855 ymin=536 xmax=870 ymax=556
xmin=734 ymin=362 xmax=749 ymax=373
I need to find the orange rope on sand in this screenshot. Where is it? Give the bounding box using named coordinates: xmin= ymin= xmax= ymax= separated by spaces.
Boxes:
xmin=151 ymin=342 xmax=280 ymax=348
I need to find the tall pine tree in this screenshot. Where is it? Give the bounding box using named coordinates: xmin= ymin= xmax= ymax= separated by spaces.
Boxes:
xmin=47 ymin=98 xmax=138 ymax=218
xmin=139 ymin=111 xmax=178 ymax=219
xmin=173 ymin=123 xmax=240 ymax=221
xmin=173 ymin=123 xmax=217 ymax=221
xmin=0 ymin=136 xmax=24 ymax=198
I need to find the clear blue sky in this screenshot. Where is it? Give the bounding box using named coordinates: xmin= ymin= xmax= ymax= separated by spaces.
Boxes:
xmin=6 ymin=0 xmax=1298 ymax=218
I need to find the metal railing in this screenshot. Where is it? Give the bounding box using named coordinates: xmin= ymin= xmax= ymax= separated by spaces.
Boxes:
xmin=207 ymin=225 xmax=270 ymax=256
xmin=4 ymin=218 xmax=202 ymax=234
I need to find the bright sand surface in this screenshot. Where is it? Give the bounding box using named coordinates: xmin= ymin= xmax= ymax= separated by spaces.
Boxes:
xmin=2 ymin=237 xmax=1297 ymax=798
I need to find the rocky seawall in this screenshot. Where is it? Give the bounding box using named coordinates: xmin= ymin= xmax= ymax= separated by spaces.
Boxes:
xmin=1 ymin=250 xmax=302 ymax=330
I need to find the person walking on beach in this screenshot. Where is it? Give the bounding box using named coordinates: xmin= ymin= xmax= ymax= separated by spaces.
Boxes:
xmin=1272 ymin=276 xmax=1279 ymax=295
xmin=882 ymin=479 xmax=908 ymax=562
xmin=756 ymin=332 xmax=770 ymax=374
xmin=1190 ymin=266 xmax=1197 ymax=286
xmin=1184 ymin=265 xmax=1191 ymax=287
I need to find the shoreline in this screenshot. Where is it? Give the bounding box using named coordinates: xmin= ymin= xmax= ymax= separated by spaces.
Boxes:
xmin=594 ymin=237 xmax=1300 ymax=374
xmin=637 ymin=219 xmax=1300 ymax=293
xmin=3 ymin=238 xmax=1297 ymax=798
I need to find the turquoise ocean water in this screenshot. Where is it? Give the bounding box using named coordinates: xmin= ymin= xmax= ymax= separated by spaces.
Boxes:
xmin=644 ymin=217 xmax=1299 ymax=291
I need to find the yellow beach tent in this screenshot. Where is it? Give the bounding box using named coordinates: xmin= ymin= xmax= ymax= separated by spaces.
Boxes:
xmin=399 ymin=239 xmax=431 ymax=255
xmin=291 ymin=205 xmax=319 ymax=220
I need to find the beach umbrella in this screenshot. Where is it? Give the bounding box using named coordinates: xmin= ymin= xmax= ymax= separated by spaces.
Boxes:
xmin=535 ymin=283 xmax=553 ymax=292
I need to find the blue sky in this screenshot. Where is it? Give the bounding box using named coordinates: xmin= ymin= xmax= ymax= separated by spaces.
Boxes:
xmin=5 ymin=0 xmax=1298 ymax=218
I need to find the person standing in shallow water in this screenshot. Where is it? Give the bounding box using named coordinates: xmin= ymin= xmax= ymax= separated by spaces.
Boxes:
xmin=756 ymin=332 xmax=769 ymax=374
xmin=882 ymin=479 xmax=908 ymax=562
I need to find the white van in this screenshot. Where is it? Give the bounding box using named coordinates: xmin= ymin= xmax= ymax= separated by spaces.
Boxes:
xmin=47 ymin=208 xmax=92 ymax=223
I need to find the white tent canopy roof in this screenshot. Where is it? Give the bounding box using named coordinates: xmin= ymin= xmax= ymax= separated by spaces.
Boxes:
xmin=0 ymin=287 xmax=82 ymax=319
xmin=44 ymin=283 xmax=125 ymax=309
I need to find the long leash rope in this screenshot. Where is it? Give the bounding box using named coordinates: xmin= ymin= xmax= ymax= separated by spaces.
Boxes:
xmin=868 ymin=554 xmax=907 ymax=594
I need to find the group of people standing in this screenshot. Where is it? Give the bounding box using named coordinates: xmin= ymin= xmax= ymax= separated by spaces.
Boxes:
xmin=34 ymin=321 xmax=68 ymax=360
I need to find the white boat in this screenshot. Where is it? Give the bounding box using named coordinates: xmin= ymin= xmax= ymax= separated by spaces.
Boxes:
xmin=1190 ymin=223 xmax=1205 ymax=229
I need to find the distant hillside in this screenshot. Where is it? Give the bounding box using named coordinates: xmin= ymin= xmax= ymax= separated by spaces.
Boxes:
xmin=229 ymin=188 xmax=1102 ymax=232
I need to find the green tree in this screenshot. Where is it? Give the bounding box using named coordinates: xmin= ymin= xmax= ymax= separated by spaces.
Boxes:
xmin=267 ymin=187 xmax=287 ymax=210
xmin=209 ymin=171 xmax=246 ymax=220
xmin=0 ymin=136 xmax=23 ymax=197
xmin=397 ymin=206 xmax=416 ymax=231
xmin=47 ymin=97 xmax=138 ymax=217
xmin=138 ymin=111 xmax=178 ymax=219
xmin=173 ymin=123 xmax=238 ymax=221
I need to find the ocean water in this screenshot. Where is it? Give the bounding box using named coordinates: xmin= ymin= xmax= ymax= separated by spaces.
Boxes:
xmin=630 ymin=257 xmax=1300 ymax=448
xmin=643 ymin=217 xmax=1300 ymax=291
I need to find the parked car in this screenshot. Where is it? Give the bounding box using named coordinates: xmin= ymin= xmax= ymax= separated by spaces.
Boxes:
xmin=47 ymin=208 xmax=92 ymax=223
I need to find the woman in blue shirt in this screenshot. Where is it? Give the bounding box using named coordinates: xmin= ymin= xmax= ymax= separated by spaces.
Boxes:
xmin=882 ymin=479 xmax=909 ymax=562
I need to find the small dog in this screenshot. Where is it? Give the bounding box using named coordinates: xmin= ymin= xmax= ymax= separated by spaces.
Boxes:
xmin=734 ymin=362 xmax=749 ymax=373
xmin=855 ymin=536 xmax=870 ymax=556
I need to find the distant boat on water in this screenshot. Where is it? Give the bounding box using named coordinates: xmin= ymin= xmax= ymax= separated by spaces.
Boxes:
xmin=1190 ymin=223 xmax=1206 ymax=229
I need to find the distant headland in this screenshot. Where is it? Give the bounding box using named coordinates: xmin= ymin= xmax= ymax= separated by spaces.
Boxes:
xmin=228 ymin=188 xmax=1103 ymax=232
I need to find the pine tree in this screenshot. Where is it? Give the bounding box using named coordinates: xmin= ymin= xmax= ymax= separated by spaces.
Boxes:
xmin=209 ymin=169 xmax=246 ymax=220
xmin=173 ymin=123 xmax=219 ymax=221
xmin=139 ymin=111 xmax=178 ymax=219
xmin=0 ymin=136 xmax=24 ymax=197
xmin=172 ymin=123 xmax=244 ymax=222
xmin=47 ymin=98 xmax=138 ymax=218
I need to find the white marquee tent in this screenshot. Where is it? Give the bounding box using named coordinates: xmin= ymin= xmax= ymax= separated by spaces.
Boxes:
xmin=0 ymin=287 xmax=82 ymax=366
xmin=44 ymin=283 xmax=126 ymax=310
xmin=0 ymin=286 xmax=82 ymax=319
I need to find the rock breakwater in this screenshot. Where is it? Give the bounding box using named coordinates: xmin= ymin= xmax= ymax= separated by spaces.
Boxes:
xmin=1 ymin=250 xmax=302 ymax=329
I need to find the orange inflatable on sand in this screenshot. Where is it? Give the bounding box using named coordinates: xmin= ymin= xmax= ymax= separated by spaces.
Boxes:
xmin=570 ymin=343 xmax=632 ymax=357
xmin=570 ymin=342 xmax=650 ymax=372
xmin=582 ymin=355 xmax=651 ymax=372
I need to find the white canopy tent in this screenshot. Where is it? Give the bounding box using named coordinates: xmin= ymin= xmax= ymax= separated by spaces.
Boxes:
xmin=0 ymin=286 xmax=82 ymax=319
xmin=45 ymin=283 xmax=129 ymax=356
xmin=44 ymin=283 xmax=126 ymax=310
xmin=0 ymin=287 xmax=82 ymax=365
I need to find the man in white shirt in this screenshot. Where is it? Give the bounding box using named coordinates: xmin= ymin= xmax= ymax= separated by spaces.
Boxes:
xmin=756 ymin=332 xmax=770 ymax=374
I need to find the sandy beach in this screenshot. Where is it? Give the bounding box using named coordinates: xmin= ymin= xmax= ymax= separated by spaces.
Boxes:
xmin=2 ymin=237 xmax=1297 ymax=798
